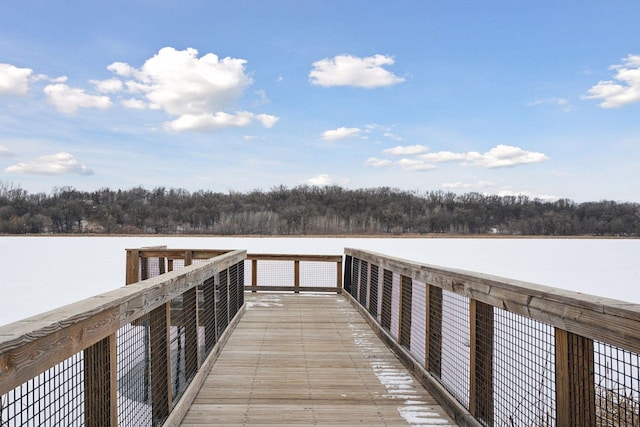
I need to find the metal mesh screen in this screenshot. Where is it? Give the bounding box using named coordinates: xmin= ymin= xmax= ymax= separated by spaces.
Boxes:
xmin=493 ymin=308 xmax=556 ymax=426
xmin=256 ymin=260 xmax=295 ymax=287
xmin=368 ymin=264 xmax=379 ymax=319
xmin=169 ymin=290 xmax=198 ymax=405
xmin=299 ymin=261 xmax=336 ymax=288
xmin=381 ymin=269 xmax=393 ymax=332
xmin=389 ymin=273 xmax=400 ymax=340
xmin=439 ymin=290 xmax=470 ymax=408
xmin=1 ymin=352 xmax=84 ymax=426
xmin=399 ymin=275 xmax=412 ymax=349
xmin=409 ymin=279 xmax=427 ymax=366
xmin=351 ymin=258 xmax=360 ymax=299
xmin=148 ymin=305 xmax=170 ymax=426
xmin=594 ymin=343 xmax=640 ymax=426
xmin=358 ymin=260 xmax=368 ymax=306
xmin=199 ymin=276 xmax=217 ymax=361
xmin=216 ymin=271 xmax=229 ymax=337
xmin=117 ymin=316 xmax=152 ymax=426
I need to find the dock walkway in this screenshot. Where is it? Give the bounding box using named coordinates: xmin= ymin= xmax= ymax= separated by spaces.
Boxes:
xmin=180 ymin=293 xmax=457 ymax=426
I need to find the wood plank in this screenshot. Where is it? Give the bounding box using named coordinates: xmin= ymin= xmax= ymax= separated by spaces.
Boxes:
xmin=179 ymin=294 xmax=458 ymax=426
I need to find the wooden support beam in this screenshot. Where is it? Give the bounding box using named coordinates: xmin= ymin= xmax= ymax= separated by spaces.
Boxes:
xmin=556 ymin=328 xmax=596 ymax=427
xmin=84 ymin=333 xmax=117 ymax=427
xmin=150 ymin=303 xmax=171 ymax=425
xmin=251 ymin=259 xmax=258 ymax=292
xmin=126 ymin=249 xmax=139 ymax=285
xmin=294 ymin=260 xmax=300 ymax=294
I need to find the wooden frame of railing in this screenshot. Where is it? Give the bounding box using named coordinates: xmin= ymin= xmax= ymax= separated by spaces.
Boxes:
xmin=246 ymin=253 xmax=343 ymax=293
xmin=0 ymin=249 xmax=246 ymax=427
xmin=344 ymin=247 xmax=640 ymax=427
xmin=125 ymin=249 xmax=343 ymax=293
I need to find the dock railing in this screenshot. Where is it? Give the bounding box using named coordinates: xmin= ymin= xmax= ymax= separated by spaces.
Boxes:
xmin=126 ymin=247 xmax=343 ymax=293
xmin=0 ymin=249 xmax=246 ymax=427
xmin=344 ymin=247 xmax=640 ymax=426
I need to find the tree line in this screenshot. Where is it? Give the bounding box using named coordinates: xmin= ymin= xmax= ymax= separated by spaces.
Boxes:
xmin=0 ymin=182 xmax=638 ymax=236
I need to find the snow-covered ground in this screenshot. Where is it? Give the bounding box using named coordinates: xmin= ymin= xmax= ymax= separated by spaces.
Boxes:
xmin=1 ymin=236 xmax=639 ymax=326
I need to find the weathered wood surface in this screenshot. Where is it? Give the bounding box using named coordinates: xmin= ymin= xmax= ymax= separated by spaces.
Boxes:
xmin=180 ymin=294 xmax=457 ymax=426
xmin=346 ymin=247 xmax=640 ymax=354
xmin=0 ymin=250 xmax=246 ymax=395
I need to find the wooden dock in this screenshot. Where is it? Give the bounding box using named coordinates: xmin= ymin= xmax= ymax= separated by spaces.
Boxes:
xmin=180 ymin=293 xmax=457 ymax=426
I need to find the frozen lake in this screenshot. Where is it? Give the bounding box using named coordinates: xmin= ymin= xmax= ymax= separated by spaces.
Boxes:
xmin=1 ymin=236 xmax=639 ymax=326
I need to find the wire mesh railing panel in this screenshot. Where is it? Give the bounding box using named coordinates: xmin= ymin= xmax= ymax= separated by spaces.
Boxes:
xmin=409 ymin=279 xmax=427 ymax=366
xmin=299 ymin=261 xmax=336 ymax=288
xmin=237 ymin=261 xmax=245 ymax=308
xmin=389 ymin=273 xmax=401 ymax=341
xmin=351 ymin=258 xmax=360 ymax=299
xmin=148 ymin=305 xmax=170 ymax=426
xmin=117 ymin=316 xmax=152 ymax=427
xmin=399 ymin=275 xmax=413 ymax=350
xmin=229 ymin=263 xmax=239 ymax=315
xmin=369 ymin=264 xmax=379 ymax=319
xmin=0 ymin=352 xmax=84 ymax=426
xmin=381 ymin=269 xmax=393 ymax=332
xmin=594 ymin=342 xmax=640 ymax=426
xmin=216 ymin=271 xmax=229 ymax=338
xmin=169 ymin=290 xmax=198 ymax=406
xmin=439 ymin=290 xmax=470 ymax=408
xmin=493 ymin=308 xmax=556 ymax=427
xmin=199 ymin=276 xmax=217 ymax=361
xmin=358 ymin=260 xmax=368 ymax=306
xmin=256 ymin=260 xmax=294 ymax=287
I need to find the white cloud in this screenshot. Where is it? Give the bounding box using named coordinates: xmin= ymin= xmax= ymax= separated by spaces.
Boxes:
xmin=164 ymin=111 xmax=278 ymax=132
xmin=5 ymin=152 xmax=94 ymax=176
xmin=106 ymin=47 xmax=278 ymax=131
xmin=304 ymin=174 xmax=334 ymax=186
xmin=383 ymin=132 xmax=404 ymax=141
xmin=373 ymin=144 xmax=548 ymax=172
xmin=322 ymin=127 xmax=361 ymax=141
xmin=0 ymin=145 xmax=15 ymax=157
xmin=419 ymin=151 xmax=468 ymax=162
xmin=465 ymin=145 xmax=548 ymax=168
xmin=584 ymin=54 xmax=640 ymax=108
xmin=44 ymin=83 xmax=112 ymax=114
xmin=397 ymin=158 xmax=436 ymax=171
xmin=442 ymin=181 xmax=494 ymax=189
xmin=383 ymin=144 xmax=428 ymax=155
xmin=0 ymin=63 xmax=33 ymax=95
xmin=91 ymin=78 xmax=123 ymax=93
xmin=110 ymin=47 xmax=252 ymax=115
xmin=309 ymin=54 xmax=405 ymax=88
xmin=121 ymin=98 xmax=147 ymax=109
xmin=365 ymin=157 xmax=393 ymax=167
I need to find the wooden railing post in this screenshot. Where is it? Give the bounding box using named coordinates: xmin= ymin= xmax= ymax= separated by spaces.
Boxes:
xmin=343 ymin=255 xmax=352 ymax=294
xmin=556 ymin=328 xmax=596 ymax=426
xmin=251 ymin=259 xmax=258 ymax=292
xmin=470 ymin=299 xmax=494 ymax=425
xmin=294 ymin=259 xmax=300 ymax=293
xmin=84 ymin=333 xmax=117 ymax=427
xmin=126 ymin=249 xmax=139 ymax=285
xmin=337 ymin=258 xmax=343 ymax=294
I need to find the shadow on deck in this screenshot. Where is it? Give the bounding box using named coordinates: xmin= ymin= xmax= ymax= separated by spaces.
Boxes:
xmin=179 ymin=294 xmax=457 ymax=426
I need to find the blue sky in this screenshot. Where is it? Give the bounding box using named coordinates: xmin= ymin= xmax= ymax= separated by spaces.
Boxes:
xmin=1 ymin=1 xmax=639 ymax=202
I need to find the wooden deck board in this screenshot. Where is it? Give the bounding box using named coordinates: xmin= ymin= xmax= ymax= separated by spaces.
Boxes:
xmin=180 ymin=294 xmax=457 ymax=426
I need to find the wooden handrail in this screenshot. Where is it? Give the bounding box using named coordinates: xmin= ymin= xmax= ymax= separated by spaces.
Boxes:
xmin=344 ymin=247 xmax=640 ymax=426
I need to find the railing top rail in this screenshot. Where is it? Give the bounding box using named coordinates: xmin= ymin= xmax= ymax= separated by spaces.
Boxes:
xmin=247 ymin=253 xmax=342 ymax=262
xmin=0 ymin=249 xmax=246 ymax=395
xmin=345 ymin=247 xmax=640 ymax=354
